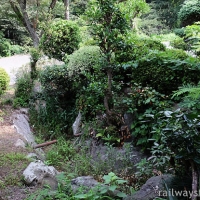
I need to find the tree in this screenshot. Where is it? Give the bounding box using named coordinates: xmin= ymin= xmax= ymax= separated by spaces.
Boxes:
xmin=8 ymin=0 xmax=60 ymax=47
xmin=86 ymin=0 xmax=148 ymax=124
xmin=64 ymin=0 xmax=69 ymax=19
xmin=178 ymin=0 xmax=200 ymax=27
xmin=40 ymin=19 xmax=80 ymax=60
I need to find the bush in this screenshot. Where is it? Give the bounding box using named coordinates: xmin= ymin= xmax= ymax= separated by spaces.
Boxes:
xmin=14 ymin=69 xmax=33 ymax=107
xmin=174 ymin=28 xmax=186 ymax=38
xmin=10 ymin=45 xmax=24 ymax=55
xmin=129 ymin=49 xmax=200 ymax=95
xmin=116 ymin=34 xmax=166 ymax=63
xmin=65 ymin=46 xmax=101 ymax=77
xmin=170 ymin=37 xmax=188 ymax=50
xmin=40 ymin=19 xmax=80 ymax=61
xmin=40 ymin=65 xmax=74 ymax=101
xmin=184 ymin=22 xmax=200 ymax=56
xmin=0 ymin=32 xmax=11 ymax=57
xmin=0 ymin=68 xmax=10 ymax=95
xmin=178 ymin=0 xmax=200 ymax=27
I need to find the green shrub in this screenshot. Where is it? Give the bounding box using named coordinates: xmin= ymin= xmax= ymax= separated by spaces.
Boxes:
xmin=40 ymin=19 xmax=81 ymax=61
xmin=178 ymin=0 xmax=200 ymax=26
xmin=38 ymin=65 xmax=77 ymax=138
xmin=10 ymin=45 xmax=24 ymax=55
xmin=65 ymin=46 xmax=101 ymax=77
xmin=170 ymin=37 xmax=188 ymax=50
xmin=174 ymin=28 xmax=186 ymax=38
xmin=14 ymin=69 xmax=33 ymax=107
xmin=128 ymin=49 xmax=200 ymax=95
xmin=184 ymin=22 xmax=200 ymax=56
xmin=40 ymin=65 xmax=74 ymax=100
xmin=116 ymin=35 xmax=166 ymax=63
xmin=0 ymin=68 xmax=10 ymax=95
xmin=0 ymin=32 xmax=11 ymax=57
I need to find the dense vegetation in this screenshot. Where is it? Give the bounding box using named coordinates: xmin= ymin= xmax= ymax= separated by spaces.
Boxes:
xmin=1 ymin=0 xmax=200 ymax=199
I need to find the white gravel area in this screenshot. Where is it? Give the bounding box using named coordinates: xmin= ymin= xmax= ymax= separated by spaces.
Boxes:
xmin=0 ymin=54 xmax=64 ymax=85
xmin=0 ymin=54 xmax=31 ymax=85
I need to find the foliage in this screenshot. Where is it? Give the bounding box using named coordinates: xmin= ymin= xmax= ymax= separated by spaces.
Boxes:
xmin=14 ymin=68 xmax=33 ymax=108
xmin=29 ymin=47 xmax=42 ymax=79
xmin=76 ymin=77 xmax=106 ymax=120
xmin=0 ymin=32 xmax=11 ymax=57
xmin=28 ymin=172 xmax=127 ymax=200
xmin=184 ymin=22 xmax=200 ymax=56
xmin=139 ymin=0 xmax=184 ymax=35
xmin=172 ymin=83 xmax=200 ymax=115
xmin=39 ymin=64 xmax=74 ymax=100
xmin=40 ymin=19 xmax=81 ymax=61
xmin=134 ymin=158 xmax=154 ymax=185
xmin=116 ymin=33 xmax=166 ymax=64
xmin=130 ymin=85 xmax=171 ymax=149
xmin=170 ymin=37 xmax=188 ymax=50
xmin=10 ymin=45 xmax=24 ymax=55
xmin=119 ymin=0 xmax=149 ymax=26
xmin=128 ymin=49 xmax=200 ymax=95
xmin=65 ymin=45 xmax=101 ymax=77
xmin=75 ymin=172 xmax=127 ymax=199
xmin=0 ymin=68 xmax=10 ymax=95
xmin=33 ymin=65 xmax=77 ymax=138
xmin=178 ymin=0 xmax=200 ymax=27
xmin=45 ymin=139 xmax=76 ymax=167
xmin=174 ymin=28 xmax=186 ymax=38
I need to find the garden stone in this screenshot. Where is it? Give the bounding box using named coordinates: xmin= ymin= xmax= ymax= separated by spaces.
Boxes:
xmin=124 ymin=113 xmax=134 ymax=131
xmin=72 ymin=111 xmax=82 ymax=136
xmin=124 ymin=174 xmax=174 ymax=200
xmin=26 ymin=153 xmax=39 ymax=160
xmin=84 ymin=139 xmax=146 ymax=172
xmin=23 ymin=160 xmax=58 ymax=190
xmin=71 ymin=176 xmax=123 ymax=198
xmin=71 ymin=176 xmax=99 ymax=192
xmin=15 ymin=138 xmax=26 ymax=148
xmin=12 ymin=109 xmax=45 ymax=160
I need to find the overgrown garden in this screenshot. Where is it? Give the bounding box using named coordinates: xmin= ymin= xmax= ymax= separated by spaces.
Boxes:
xmin=1 ymin=0 xmax=200 ymax=199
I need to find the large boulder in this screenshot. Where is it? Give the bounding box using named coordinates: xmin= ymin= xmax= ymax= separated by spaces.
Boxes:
xmin=124 ymin=174 xmax=175 ymax=200
xmin=23 ymin=161 xmax=58 ymax=190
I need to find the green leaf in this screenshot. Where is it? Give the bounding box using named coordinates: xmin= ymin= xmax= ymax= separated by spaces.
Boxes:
xmin=116 ymin=192 xmax=127 ymax=198
xmin=108 ymin=185 xmax=117 ymax=191
xmin=116 ymin=179 xmax=127 ymax=184
xmin=96 ymin=133 xmax=103 ymax=137
xmin=74 ymin=194 xmax=87 ymax=199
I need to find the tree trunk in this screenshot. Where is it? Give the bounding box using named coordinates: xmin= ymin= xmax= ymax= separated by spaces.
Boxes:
xmin=190 ymin=160 xmax=198 ymax=200
xmin=16 ymin=0 xmax=39 ymax=47
xmin=104 ymin=68 xmax=113 ymax=123
xmin=64 ymin=0 xmax=70 ymax=20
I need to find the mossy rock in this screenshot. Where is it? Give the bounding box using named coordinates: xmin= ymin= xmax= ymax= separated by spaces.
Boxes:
xmin=0 ymin=68 xmax=10 ymax=95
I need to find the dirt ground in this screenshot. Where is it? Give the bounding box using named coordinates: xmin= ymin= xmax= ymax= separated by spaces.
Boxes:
xmin=0 ymin=88 xmax=37 ymax=200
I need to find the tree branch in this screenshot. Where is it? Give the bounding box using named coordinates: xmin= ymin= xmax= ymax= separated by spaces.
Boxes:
xmin=49 ymin=0 xmax=57 ymax=11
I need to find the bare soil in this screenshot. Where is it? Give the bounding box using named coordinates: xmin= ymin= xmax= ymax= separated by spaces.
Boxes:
xmin=0 ymin=88 xmax=37 ymax=200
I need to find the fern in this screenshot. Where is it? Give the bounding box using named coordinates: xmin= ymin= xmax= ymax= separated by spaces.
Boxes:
xmin=172 ymin=83 xmax=200 ymax=100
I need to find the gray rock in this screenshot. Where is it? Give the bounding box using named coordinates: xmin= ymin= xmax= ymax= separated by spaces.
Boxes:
xmin=124 ymin=113 xmax=134 ymax=131
xmin=71 ymin=176 xmax=99 ymax=191
xmin=84 ymin=139 xmax=146 ymax=173
xmin=12 ymin=110 xmax=45 ymax=160
xmin=124 ymin=174 xmax=174 ymax=200
xmin=26 ymin=153 xmax=39 ymax=160
xmin=71 ymin=176 xmax=123 ymax=198
xmin=72 ymin=111 xmax=82 ymax=136
xmin=23 ymin=160 xmax=58 ymax=190
xmin=15 ymin=139 xmax=26 ymax=148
